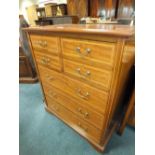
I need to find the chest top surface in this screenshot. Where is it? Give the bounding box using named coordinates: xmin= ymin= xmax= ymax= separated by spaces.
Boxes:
xmin=23 ymin=24 xmax=134 ymax=38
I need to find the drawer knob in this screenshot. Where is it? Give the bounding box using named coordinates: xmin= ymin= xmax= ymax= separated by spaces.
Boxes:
xmin=76 ymin=47 xmax=80 ymax=53
xmin=85 ymin=70 xmax=91 ymax=76
xmin=85 ymin=48 xmax=91 ymax=54
xmin=76 ymin=68 xmax=81 ymax=73
xmin=84 ymin=112 xmax=89 ymax=118
xmin=76 ymin=88 xmax=90 ymax=100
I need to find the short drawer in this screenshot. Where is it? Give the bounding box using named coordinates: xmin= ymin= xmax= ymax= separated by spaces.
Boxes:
xmin=63 ymin=59 xmax=113 ymax=91
xmin=39 ymin=66 xmax=108 ymax=114
xmin=43 ymin=84 xmax=105 ymax=130
xmin=30 ymin=34 xmax=60 ymax=56
xmin=61 ymin=38 xmax=116 ymax=69
xmin=34 ymin=52 xmax=62 ymax=71
xmin=46 ymin=95 xmax=102 ymax=143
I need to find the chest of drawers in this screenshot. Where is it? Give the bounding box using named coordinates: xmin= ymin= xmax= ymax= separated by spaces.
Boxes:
xmin=24 ymin=24 xmax=135 ymax=152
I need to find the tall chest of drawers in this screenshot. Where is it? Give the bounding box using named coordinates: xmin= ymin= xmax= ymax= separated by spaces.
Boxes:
xmin=24 ymin=24 xmax=135 ymax=152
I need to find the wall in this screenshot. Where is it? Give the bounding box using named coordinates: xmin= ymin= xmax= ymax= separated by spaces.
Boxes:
xmin=19 ymin=0 xmax=39 ymax=22
xmin=19 ymin=0 xmax=67 ymax=23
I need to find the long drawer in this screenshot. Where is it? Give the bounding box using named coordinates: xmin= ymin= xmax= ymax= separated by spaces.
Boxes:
xmin=46 ymin=95 xmax=102 ymax=143
xmin=61 ymin=38 xmax=116 ymax=70
xmin=63 ymin=59 xmax=113 ymax=91
xmin=43 ymin=84 xmax=105 ymax=130
xmin=34 ymin=51 xmax=62 ymax=71
xmin=30 ymin=34 xmax=60 ymax=56
xmin=38 ymin=65 xmax=108 ymax=115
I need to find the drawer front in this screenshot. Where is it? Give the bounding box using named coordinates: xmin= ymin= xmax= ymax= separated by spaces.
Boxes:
xmin=30 ymin=34 xmax=60 ymax=56
xmin=63 ymin=59 xmax=113 ymax=91
xmin=61 ymin=38 xmax=116 ymax=69
xmin=43 ymin=84 xmax=105 ymax=130
xmin=39 ymin=66 xmax=108 ymax=114
xmin=34 ymin=52 xmax=62 ymax=71
xmin=46 ymin=95 xmax=102 ymax=143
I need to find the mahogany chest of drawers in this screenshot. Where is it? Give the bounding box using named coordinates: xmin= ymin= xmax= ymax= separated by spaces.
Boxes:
xmin=23 ymin=24 xmax=135 ymax=152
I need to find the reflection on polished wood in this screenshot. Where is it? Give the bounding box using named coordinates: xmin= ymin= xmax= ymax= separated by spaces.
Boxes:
xmin=117 ymin=0 xmax=135 ymax=18
xmin=89 ymin=0 xmax=117 ymax=18
xmin=67 ymin=0 xmax=88 ymax=18
xmin=23 ymin=24 xmax=134 ymax=37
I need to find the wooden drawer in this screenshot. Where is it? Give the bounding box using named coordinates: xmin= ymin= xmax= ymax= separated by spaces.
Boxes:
xmin=61 ymin=38 xmax=116 ymax=69
xmin=63 ymin=59 xmax=113 ymax=91
xmin=46 ymin=95 xmax=102 ymax=143
xmin=43 ymin=84 xmax=105 ymax=130
xmin=30 ymin=34 xmax=60 ymax=56
xmin=39 ymin=66 xmax=108 ymax=114
xmin=34 ymin=52 xmax=62 ymax=71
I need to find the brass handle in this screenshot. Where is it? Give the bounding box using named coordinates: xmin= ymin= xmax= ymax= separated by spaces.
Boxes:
xmin=42 ymin=41 xmax=47 ymax=47
xmin=76 ymin=88 xmax=90 ymax=100
xmin=77 ymin=108 xmax=89 ymax=118
xmin=75 ymin=47 xmax=91 ymax=56
xmin=76 ymin=68 xmax=91 ymax=78
xmin=41 ymin=59 xmax=46 ymax=65
xmin=41 ymin=57 xmax=50 ymax=65
xmin=36 ymin=40 xmax=47 ymax=47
